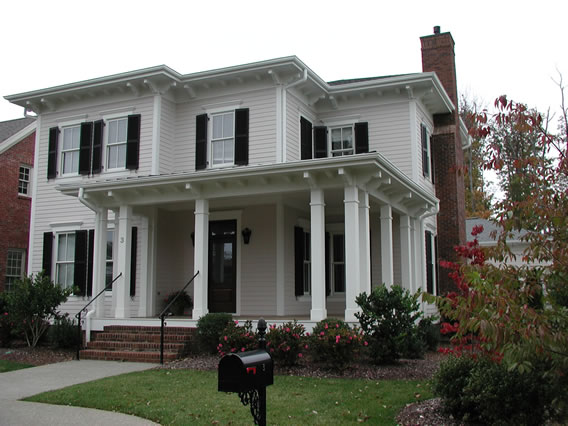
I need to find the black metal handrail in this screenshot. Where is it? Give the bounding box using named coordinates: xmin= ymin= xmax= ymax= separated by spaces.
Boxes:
xmin=75 ymin=272 xmax=122 ymax=360
xmin=159 ymin=270 xmax=199 ymax=364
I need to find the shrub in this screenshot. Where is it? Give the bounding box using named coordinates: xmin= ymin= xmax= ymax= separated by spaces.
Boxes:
xmin=417 ymin=317 xmax=440 ymax=352
xmin=163 ymin=291 xmax=192 ymax=316
xmin=265 ymin=321 xmax=306 ymax=367
xmin=49 ymin=314 xmax=81 ymax=349
xmin=217 ymin=320 xmax=258 ymax=356
xmin=196 ymin=312 xmax=233 ymax=353
xmin=0 ymin=294 xmax=13 ymax=347
xmin=309 ymin=319 xmax=364 ymax=370
xmin=355 ymin=285 xmax=425 ymax=364
xmin=2 ymin=273 xmax=72 ymax=347
xmin=433 ymin=355 xmax=559 ymax=425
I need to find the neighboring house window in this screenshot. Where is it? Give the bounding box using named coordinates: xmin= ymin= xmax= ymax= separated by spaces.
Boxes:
xmin=105 ymin=230 xmax=114 ymax=287
xmin=5 ymin=249 xmax=25 ymax=292
xmin=302 ymin=120 xmax=368 ymax=160
xmin=330 ymin=126 xmax=354 ymax=157
xmin=56 ymin=232 xmax=75 ymax=289
xmin=195 ymin=109 xmax=249 ymax=170
xmin=61 ymin=125 xmax=81 ymax=175
xmin=18 ymin=165 xmax=31 ymax=196
xmin=211 ymin=112 xmax=235 ymax=166
xmin=106 ymin=118 xmax=128 ymax=170
xmin=421 ymin=124 xmax=431 ymax=179
xmin=331 ymin=234 xmax=345 ymax=293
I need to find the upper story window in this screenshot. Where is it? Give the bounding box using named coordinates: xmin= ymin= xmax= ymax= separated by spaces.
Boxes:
xmin=300 ymin=117 xmax=368 ymax=160
xmin=211 ymin=112 xmax=235 ymax=166
xmin=421 ymin=123 xmax=432 ymax=180
xmin=330 ymin=126 xmax=354 ymax=157
xmin=195 ymin=108 xmax=249 ymax=170
xmin=61 ymin=125 xmax=81 ymax=175
xmin=5 ymin=249 xmax=25 ymax=292
xmin=106 ymin=118 xmax=128 ymax=170
xmin=47 ymin=114 xmax=140 ymax=179
xmin=18 ymin=165 xmax=31 ymax=196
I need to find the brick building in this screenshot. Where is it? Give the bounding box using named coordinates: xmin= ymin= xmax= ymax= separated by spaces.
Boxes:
xmin=0 ymin=117 xmax=36 ymax=292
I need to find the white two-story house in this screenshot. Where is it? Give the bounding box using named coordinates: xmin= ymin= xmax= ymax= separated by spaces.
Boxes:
xmin=5 ymin=28 xmax=467 ymax=332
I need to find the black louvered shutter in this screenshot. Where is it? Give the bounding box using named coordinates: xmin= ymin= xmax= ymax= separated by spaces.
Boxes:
xmin=47 ymin=127 xmax=59 ymax=179
xmin=355 ymin=122 xmax=369 ymax=154
xmin=130 ymin=227 xmax=138 ymax=297
xmin=79 ymin=122 xmax=93 ymax=175
xmin=195 ymin=114 xmax=208 ymax=170
xmin=74 ymin=230 xmax=88 ymax=296
xmin=325 ymin=232 xmax=330 ymax=296
xmin=425 ymin=231 xmax=434 ymax=294
xmin=234 ymin=108 xmax=249 ymax=166
xmin=126 ymin=114 xmax=141 ymax=170
xmin=300 ymin=117 xmax=312 ymax=160
xmin=42 ymin=232 xmax=53 ymax=277
xmin=91 ymin=120 xmax=104 ymax=174
xmin=294 ymin=226 xmax=304 ymax=297
xmin=314 ymin=126 xmax=327 ymax=158
xmin=434 ymin=235 xmax=439 ymax=295
xmin=87 ymin=230 xmax=95 ymax=297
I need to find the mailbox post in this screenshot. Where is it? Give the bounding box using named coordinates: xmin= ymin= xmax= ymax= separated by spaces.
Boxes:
xmin=218 ymin=318 xmax=272 ymax=426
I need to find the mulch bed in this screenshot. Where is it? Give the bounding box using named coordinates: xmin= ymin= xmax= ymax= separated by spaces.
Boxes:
xmin=0 ymin=345 xmax=455 ymax=424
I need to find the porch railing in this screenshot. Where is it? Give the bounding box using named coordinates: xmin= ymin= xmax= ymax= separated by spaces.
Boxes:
xmin=75 ymin=273 xmax=122 ymax=360
xmin=158 ymin=270 xmax=200 ymax=364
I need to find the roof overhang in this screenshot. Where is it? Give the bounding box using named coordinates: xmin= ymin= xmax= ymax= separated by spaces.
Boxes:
xmin=58 ymin=153 xmax=438 ymax=217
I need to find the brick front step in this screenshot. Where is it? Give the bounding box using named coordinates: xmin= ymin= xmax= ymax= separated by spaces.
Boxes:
xmin=79 ymin=349 xmax=178 ymax=363
xmin=79 ymin=325 xmax=196 ymax=363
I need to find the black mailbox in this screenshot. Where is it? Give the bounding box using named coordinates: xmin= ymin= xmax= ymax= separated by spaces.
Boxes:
xmin=218 ymin=349 xmax=273 ymax=393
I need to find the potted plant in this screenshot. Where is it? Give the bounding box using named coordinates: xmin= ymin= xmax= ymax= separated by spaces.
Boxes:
xmin=164 ymin=291 xmax=193 ymax=316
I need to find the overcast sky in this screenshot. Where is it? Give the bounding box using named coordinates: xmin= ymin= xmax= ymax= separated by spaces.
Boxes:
xmin=1 ymin=0 xmax=566 ymax=123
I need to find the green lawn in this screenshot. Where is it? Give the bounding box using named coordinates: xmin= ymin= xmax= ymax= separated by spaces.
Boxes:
xmin=0 ymin=359 xmax=34 ymax=373
xmin=25 ymin=369 xmax=431 ymax=425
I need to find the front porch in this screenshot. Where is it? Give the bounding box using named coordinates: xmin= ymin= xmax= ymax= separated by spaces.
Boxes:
xmin=60 ymin=154 xmax=438 ymax=326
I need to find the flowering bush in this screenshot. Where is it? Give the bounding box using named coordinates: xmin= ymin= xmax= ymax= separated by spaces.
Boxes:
xmin=265 ymin=321 xmax=306 ymax=367
xmin=309 ymin=319 xmax=364 ymax=370
xmin=216 ymin=320 xmax=257 ymax=357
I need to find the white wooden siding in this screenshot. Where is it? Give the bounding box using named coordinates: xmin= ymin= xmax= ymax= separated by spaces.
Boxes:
xmin=173 ymin=87 xmax=277 ymax=172
xmin=159 ymin=98 xmax=176 ymax=174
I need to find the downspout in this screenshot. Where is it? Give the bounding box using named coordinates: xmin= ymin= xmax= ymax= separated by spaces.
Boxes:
xmin=78 ymin=188 xmax=100 ymax=343
xmin=281 ymin=69 xmax=308 ymax=162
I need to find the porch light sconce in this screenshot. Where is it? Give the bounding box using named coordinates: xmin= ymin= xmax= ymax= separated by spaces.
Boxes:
xmin=191 ymin=232 xmax=195 ymax=247
xmin=242 ymin=227 xmax=252 ymax=245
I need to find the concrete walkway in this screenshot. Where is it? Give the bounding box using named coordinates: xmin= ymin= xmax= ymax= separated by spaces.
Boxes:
xmin=0 ymin=360 xmax=159 ymax=425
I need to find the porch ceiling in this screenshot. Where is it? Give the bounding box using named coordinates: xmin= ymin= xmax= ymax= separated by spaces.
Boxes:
xmin=57 ymin=153 xmax=438 ymax=218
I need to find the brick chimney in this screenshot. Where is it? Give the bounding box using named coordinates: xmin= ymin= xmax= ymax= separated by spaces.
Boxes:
xmin=420 ymin=27 xmax=466 ymax=295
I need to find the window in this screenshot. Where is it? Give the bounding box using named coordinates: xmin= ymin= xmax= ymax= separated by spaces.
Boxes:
xmin=18 ymin=165 xmax=31 ymax=196
xmin=330 ymin=126 xmax=354 ymax=157
xmin=421 ymin=124 xmax=431 ymax=179
xmin=61 ymin=126 xmax=80 ymax=175
xmin=106 ymin=118 xmax=128 ymax=170
xmin=331 ymin=234 xmax=345 ymax=293
xmin=425 ymin=230 xmax=437 ymax=294
xmin=303 ymin=231 xmax=311 ymax=295
xmin=105 ymin=230 xmax=114 ymax=287
xmin=56 ymin=233 xmax=75 ymax=289
xmin=5 ymin=249 xmax=25 ymax=292
xmin=211 ymin=112 xmax=235 ymax=166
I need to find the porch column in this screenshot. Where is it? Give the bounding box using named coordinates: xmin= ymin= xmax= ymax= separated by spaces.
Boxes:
xmin=115 ymin=205 xmax=132 ymax=318
xmin=414 ymin=219 xmax=425 ymax=296
xmin=400 ymin=215 xmax=412 ymax=291
xmin=310 ymin=189 xmax=327 ymax=321
xmin=192 ymin=199 xmax=209 ymax=319
xmin=344 ymin=186 xmax=360 ymax=322
xmin=137 ymin=216 xmax=150 ymax=317
xmin=358 ymin=190 xmax=371 ymax=295
xmin=380 ymin=205 xmax=394 ymax=287
xmin=146 ymin=209 xmax=158 ymax=316
xmin=92 ymin=208 xmax=107 ymax=317
xmin=276 ymin=200 xmax=285 ymax=316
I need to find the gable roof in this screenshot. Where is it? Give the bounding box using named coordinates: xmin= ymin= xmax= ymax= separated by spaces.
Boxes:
xmin=0 ymin=117 xmax=35 ymax=143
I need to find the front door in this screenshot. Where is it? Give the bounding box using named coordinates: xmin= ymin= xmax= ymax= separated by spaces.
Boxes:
xmin=208 ymin=220 xmax=237 ymax=313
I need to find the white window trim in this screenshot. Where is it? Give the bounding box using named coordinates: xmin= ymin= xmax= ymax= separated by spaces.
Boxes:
xmin=54 ymin=231 xmax=76 ymax=292
xmin=209 ymin=110 xmax=236 ymax=169
xmin=104 ymin=116 xmax=129 ymax=172
xmin=422 ymin=124 xmax=432 ymax=181
xmin=18 ymin=164 xmax=32 ymax=197
xmin=329 ymin=124 xmax=355 ymax=157
xmin=59 ymin=124 xmax=81 ymax=177
xmin=5 ymin=249 xmax=26 ymax=291
xmin=203 ymin=101 xmax=242 ymax=115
